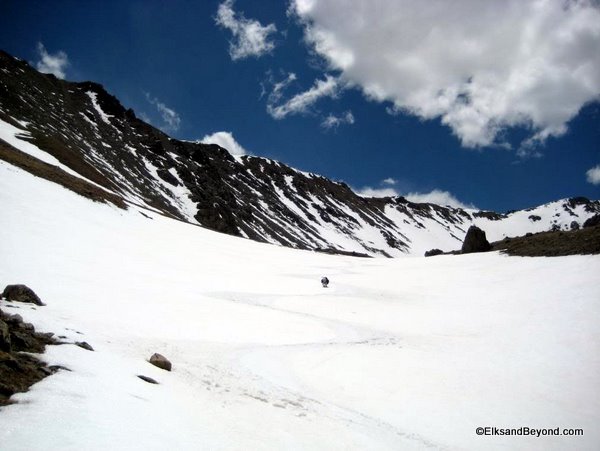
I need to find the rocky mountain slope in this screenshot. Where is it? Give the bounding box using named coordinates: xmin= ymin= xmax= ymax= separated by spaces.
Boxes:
xmin=1 ymin=49 xmax=598 ymax=256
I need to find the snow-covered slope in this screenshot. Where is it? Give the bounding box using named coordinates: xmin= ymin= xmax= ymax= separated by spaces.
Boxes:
xmin=1 ymin=160 xmax=599 ymax=450
xmin=1 ymin=50 xmax=599 ymax=257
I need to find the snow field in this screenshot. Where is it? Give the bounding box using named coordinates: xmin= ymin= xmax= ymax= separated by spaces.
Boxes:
xmin=0 ymin=161 xmax=599 ymax=450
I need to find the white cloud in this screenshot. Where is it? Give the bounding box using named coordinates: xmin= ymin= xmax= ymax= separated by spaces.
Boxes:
xmin=356 ymin=186 xmax=399 ymax=198
xmin=586 ymin=165 xmax=600 ymax=185
xmin=35 ymin=43 xmax=69 ymax=79
xmin=145 ymin=93 xmax=181 ymax=132
xmin=267 ymin=73 xmax=343 ymax=119
xmin=291 ymin=0 xmax=600 ymax=150
xmin=321 ymin=110 xmax=354 ymax=129
xmin=264 ymin=72 xmax=297 ymax=102
xmin=404 ymin=190 xmax=475 ymax=209
xmin=355 ymin=177 xmax=399 ymax=197
xmin=200 ymin=131 xmax=247 ymax=156
xmin=216 ymin=0 xmax=277 ymax=60
xmin=356 ymin=180 xmax=474 ymax=209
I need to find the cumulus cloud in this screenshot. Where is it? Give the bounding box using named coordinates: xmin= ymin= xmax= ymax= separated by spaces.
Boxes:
xmin=586 ymin=165 xmax=600 ymax=185
xmin=267 ymin=73 xmax=343 ymax=119
xmin=291 ymin=0 xmax=600 ymax=150
xmin=144 ymin=93 xmax=181 ymax=132
xmin=216 ymin=0 xmax=277 ymax=60
xmin=35 ymin=43 xmax=69 ymax=79
xmin=321 ymin=110 xmax=355 ymax=129
xmin=200 ymin=131 xmax=247 ymax=156
xmin=381 ymin=178 xmax=396 ymax=186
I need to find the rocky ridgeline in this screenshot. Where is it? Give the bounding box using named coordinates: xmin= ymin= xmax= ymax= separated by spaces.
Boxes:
xmin=1 ymin=49 xmax=599 ymax=257
xmin=0 ymin=49 xmax=413 ymax=256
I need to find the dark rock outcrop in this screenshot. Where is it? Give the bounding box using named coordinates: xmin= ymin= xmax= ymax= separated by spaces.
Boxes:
xmin=0 ymin=307 xmax=59 ymax=406
xmin=149 ymin=353 xmax=172 ymax=371
xmin=491 ymin=225 xmax=600 ymax=256
xmin=583 ymin=214 xmax=600 ymax=228
xmin=424 ymin=249 xmax=444 ymax=257
xmin=473 ymin=211 xmax=505 ymax=221
xmin=2 ymin=284 xmax=44 ymax=306
xmin=0 ymin=319 xmax=10 ymax=352
xmin=461 ymin=226 xmax=491 ymax=254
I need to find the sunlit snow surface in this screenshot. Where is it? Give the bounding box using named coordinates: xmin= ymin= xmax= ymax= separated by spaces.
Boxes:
xmin=0 ymin=161 xmax=599 ymax=450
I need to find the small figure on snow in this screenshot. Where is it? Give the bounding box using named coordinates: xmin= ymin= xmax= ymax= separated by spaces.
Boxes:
xmin=321 ymin=276 xmax=329 ymax=288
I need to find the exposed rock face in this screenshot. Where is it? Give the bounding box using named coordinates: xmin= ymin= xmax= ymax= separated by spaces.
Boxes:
xmin=473 ymin=211 xmax=505 ymax=221
xmin=0 ymin=307 xmax=58 ymax=406
xmin=461 ymin=226 xmax=491 ymax=254
xmin=2 ymin=284 xmax=44 ymax=306
xmin=583 ymin=214 xmax=600 ymax=228
xmin=0 ymin=319 xmax=10 ymax=352
xmin=149 ymin=353 xmax=172 ymax=371
xmin=424 ymin=249 xmax=444 ymax=257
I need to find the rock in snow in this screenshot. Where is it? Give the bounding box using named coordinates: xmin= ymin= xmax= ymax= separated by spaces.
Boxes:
xmin=0 ymin=307 xmax=58 ymax=406
xmin=2 ymin=284 xmax=44 ymax=306
xmin=461 ymin=226 xmax=491 ymax=254
xmin=137 ymin=375 xmax=159 ymax=384
xmin=424 ymin=248 xmax=444 ymax=257
xmin=76 ymin=341 xmax=94 ymax=352
xmin=149 ymin=353 xmax=172 ymax=371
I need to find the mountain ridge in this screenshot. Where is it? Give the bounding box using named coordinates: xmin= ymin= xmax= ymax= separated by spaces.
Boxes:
xmin=1 ymin=49 xmax=598 ymax=256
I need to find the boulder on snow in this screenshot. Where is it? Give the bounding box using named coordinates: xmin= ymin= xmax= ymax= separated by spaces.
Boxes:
xmin=424 ymin=248 xmax=444 ymax=257
xmin=149 ymin=353 xmax=172 ymax=371
xmin=137 ymin=374 xmax=159 ymax=384
xmin=2 ymin=285 xmax=44 ymax=306
xmin=76 ymin=341 xmax=94 ymax=352
xmin=461 ymin=226 xmax=491 ymax=254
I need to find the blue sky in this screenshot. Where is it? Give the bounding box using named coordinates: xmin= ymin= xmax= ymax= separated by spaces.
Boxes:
xmin=1 ymin=0 xmax=599 ymax=212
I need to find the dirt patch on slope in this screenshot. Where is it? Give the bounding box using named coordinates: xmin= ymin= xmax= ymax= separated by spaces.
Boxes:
xmin=0 ymin=138 xmax=127 ymax=209
xmin=491 ymin=226 xmax=600 ymax=257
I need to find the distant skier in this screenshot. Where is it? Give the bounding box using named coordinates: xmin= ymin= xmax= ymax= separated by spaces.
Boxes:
xmin=321 ymin=276 xmax=329 ymax=288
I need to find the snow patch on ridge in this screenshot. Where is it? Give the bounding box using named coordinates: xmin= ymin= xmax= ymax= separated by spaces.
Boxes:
xmin=85 ymin=91 xmax=112 ymax=124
